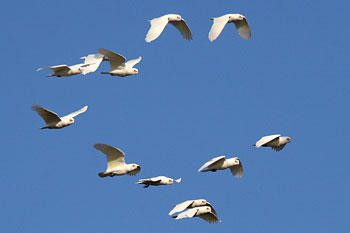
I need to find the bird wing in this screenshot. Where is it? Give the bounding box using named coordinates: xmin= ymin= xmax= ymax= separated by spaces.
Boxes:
xmin=168 ymin=200 xmax=194 ymax=215
xmin=208 ymin=15 xmax=230 ymax=42
xmin=173 ymin=208 xmax=199 ymax=220
xmin=233 ymin=18 xmax=251 ymax=39
xmin=205 ymin=202 xmax=218 ymax=217
xmin=31 ymin=105 xmax=61 ymax=125
xmin=145 ymin=15 xmax=169 ymax=42
xmin=137 ymin=177 xmax=161 ymax=184
xmin=272 ymin=144 xmax=286 ymax=151
xmin=127 ymin=166 xmax=141 ymax=176
xmin=37 ymin=65 xmax=70 ymax=72
xmin=169 ymin=19 xmax=193 ymax=40
xmin=98 ymin=48 xmax=126 ymax=70
xmin=229 ymin=159 xmax=243 ymax=178
xmin=125 ymin=56 xmax=142 ymax=68
xmin=64 ymin=106 xmax=88 ymax=118
xmin=198 ymin=155 xmax=226 ymax=172
xmin=94 ymin=143 xmax=126 ymax=171
xmin=255 ymin=135 xmax=281 ymax=147
xmin=198 ymin=212 xmax=220 ymax=223
xmin=80 ymin=53 xmax=104 ymax=74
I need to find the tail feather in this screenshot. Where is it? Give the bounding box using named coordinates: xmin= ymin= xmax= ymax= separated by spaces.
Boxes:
xmin=98 ymin=172 xmax=109 ymax=178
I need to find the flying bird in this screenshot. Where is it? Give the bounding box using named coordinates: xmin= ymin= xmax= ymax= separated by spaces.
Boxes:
xmin=98 ymin=48 xmax=142 ymax=77
xmin=172 ymin=206 xmax=220 ymax=223
xmin=208 ymin=14 xmax=251 ymax=42
xmin=145 ymin=14 xmax=192 ymax=42
xmin=169 ymin=199 xmax=218 ymax=217
xmin=198 ymin=155 xmax=243 ymax=178
xmin=94 ymin=143 xmax=141 ymax=178
xmin=37 ymin=64 xmax=87 ymax=77
xmin=254 ymin=134 xmax=292 ymax=151
xmin=137 ymin=176 xmax=181 ymax=188
xmin=31 ymin=105 xmax=88 ymax=129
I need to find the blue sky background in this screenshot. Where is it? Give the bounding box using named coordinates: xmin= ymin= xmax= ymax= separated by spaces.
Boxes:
xmin=1 ymin=0 xmax=349 ymax=232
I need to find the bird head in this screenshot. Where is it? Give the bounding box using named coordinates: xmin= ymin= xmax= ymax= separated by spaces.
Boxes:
xmin=69 ymin=118 xmax=75 ymax=124
xmin=174 ymin=178 xmax=181 ymax=183
xmin=133 ymin=68 xmax=139 ymax=74
xmin=286 ymin=137 xmax=292 ymax=143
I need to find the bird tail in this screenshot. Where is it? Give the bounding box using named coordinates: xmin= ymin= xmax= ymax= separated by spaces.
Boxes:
xmin=98 ymin=172 xmax=108 ymax=178
xmin=40 ymin=126 xmax=49 ymax=129
xmin=200 ymin=168 xmax=211 ymax=172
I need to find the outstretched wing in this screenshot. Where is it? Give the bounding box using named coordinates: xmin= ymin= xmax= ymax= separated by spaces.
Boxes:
xmin=31 ymin=105 xmax=61 ymax=125
xmin=168 ymin=200 xmax=194 ymax=215
xmin=233 ymin=18 xmax=251 ymax=39
xmin=94 ymin=143 xmax=126 ymax=171
xmin=145 ymin=15 xmax=169 ymax=42
xmin=198 ymin=212 xmax=220 ymax=223
xmin=229 ymin=159 xmax=243 ymax=178
xmin=208 ymin=15 xmax=230 ymax=42
xmin=254 ymin=135 xmax=280 ymax=147
xmin=64 ymin=106 xmax=88 ymax=118
xmin=173 ymin=208 xmax=198 ymax=220
xmin=37 ymin=65 xmax=70 ymax=73
xmin=80 ymin=53 xmax=104 ymax=75
xmin=198 ymin=155 xmax=226 ymax=172
xmin=98 ymin=48 xmax=126 ymax=70
xmin=169 ymin=19 xmax=193 ymax=40
xmin=125 ymin=56 xmax=142 ymax=68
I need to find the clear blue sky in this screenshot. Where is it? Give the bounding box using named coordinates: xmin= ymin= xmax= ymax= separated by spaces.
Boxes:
xmin=1 ymin=0 xmax=349 ymax=232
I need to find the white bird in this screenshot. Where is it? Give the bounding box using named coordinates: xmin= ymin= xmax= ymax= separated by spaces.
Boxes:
xmin=198 ymin=155 xmax=243 ymax=178
xmin=169 ymin=199 xmax=218 ymax=217
xmin=145 ymin=14 xmax=193 ymax=42
xmin=31 ymin=105 xmax=88 ymax=129
xmin=94 ymin=143 xmax=141 ymax=178
xmin=79 ymin=53 xmax=105 ymax=75
xmin=172 ymin=206 xmax=220 ymax=223
xmin=98 ymin=48 xmax=142 ymax=77
xmin=37 ymin=64 xmax=88 ymax=77
xmin=254 ymin=134 xmax=292 ymax=151
xmin=208 ymin=14 xmax=251 ymax=42
xmin=137 ymin=176 xmax=181 ymax=188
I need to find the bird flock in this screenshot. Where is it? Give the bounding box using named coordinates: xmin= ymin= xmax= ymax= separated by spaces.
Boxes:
xmin=32 ymin=13 xmax=292 ymax=224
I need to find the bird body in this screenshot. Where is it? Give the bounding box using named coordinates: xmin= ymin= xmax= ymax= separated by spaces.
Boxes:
xmin=137 ymin=176 xmax=181 ymax=188
xmin=254 ymin=134 xmax=292 ymax=151
xmin=94 ymin=143 xmax=141 ymax=178
xmin=37 ymin=64 xmax=85 ymax=77
xmin=209 ymin=13 xmax=251 ymax=41
xmin=145 ymin=14 xmax=192 ymax=42
xmin=31 ymin=105 xmax=88 ymax=129
xmin=198 ymin=155 xmax=243 ymax=178
xmin=169 ymin=199 xmax=217 ymax=217
xmin=98 ymin=48 xmax=141 ymax=77
xmin=172 ymin=206 xmax=220 ymax=223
